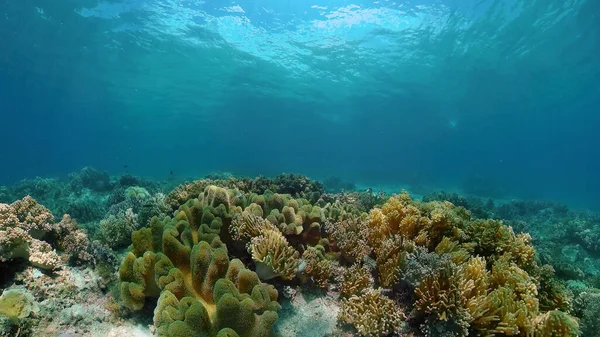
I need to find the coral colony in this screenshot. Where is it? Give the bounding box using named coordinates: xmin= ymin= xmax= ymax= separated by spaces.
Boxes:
xmin=1 ymin=168 xmax=599 ymax=336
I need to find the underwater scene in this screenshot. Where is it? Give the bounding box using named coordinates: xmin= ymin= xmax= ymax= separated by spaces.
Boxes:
xmin=1 ymin=0 xmax=600 ymax=336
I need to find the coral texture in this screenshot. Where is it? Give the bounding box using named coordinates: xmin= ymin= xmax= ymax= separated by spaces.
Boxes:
xmin=0 ymin=197 xmax=61 ymax=270
xmin=339 ymin=289 xmax=405 ymax=337
xmin=119 ymin=186 xmax=281 ymax=336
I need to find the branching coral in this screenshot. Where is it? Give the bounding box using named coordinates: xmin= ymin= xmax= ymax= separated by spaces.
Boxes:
xmin=465 ymin=219 xmax=536 ymax=268
xmin=339 ymin=264 xmax=373 ymax=297
xmin=533 ymin=310 xmax=579 ymax=337
xmin=7 ymin=195 xmax=54 ymax=237
xmin=321 ymin=199 xmax=364 ymax=222
xmin=339 ymin=289 xmax=405 ymax=337
xmin=573 ymin=291 xmax=600 ymax=337
xmin=375 ymin=237 xmax=406 ymax=287
xmin=415 ymin=261 xmax=464 ymax=322
xmin=250 ymin=192 xmax=325 ymax=247
xmin=364 ymin=192 xmax=578 ymax=337
xmin=230 ymin=212 xmax=279 ymax=242
xmin=325 ymin=216 xmax=371 ymax=264
xmin=165 ymin=180 xmax=214 ymax=210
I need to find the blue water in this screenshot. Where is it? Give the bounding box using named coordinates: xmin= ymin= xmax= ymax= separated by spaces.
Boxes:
xmin=1 ymin=0 xmax=599 ymax=209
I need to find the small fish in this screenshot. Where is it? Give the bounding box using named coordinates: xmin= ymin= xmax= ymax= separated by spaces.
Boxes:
xmin=170 ymin=170 xmax=174 ymax=175
xmin=123 ymin=164 xmax=128 ymax=169
xmin=297 ymin=259 xmax=307 ymax=273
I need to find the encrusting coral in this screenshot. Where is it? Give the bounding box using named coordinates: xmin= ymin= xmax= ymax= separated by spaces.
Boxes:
xmin=0 ymin=288 xmax=39 ymax=320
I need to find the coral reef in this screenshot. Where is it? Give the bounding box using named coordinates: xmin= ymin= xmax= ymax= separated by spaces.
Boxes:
xmin=99 ymin=208 xmax=140 ymax=250
xmin=165 ymin=174 xmax=324 ymax=210
xmin=324 ymin=191 xmax=579 ymax=337
xmin=322 ymin=176 xmax=356 ymax=193
xmin=2 ymin=170 xmax=598 ymax=337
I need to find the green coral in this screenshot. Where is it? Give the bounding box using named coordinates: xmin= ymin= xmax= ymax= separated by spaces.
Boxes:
xmin=119 ymin=186 xmax=280 ymax=336
xmin=0 ymin=289 xmax=39 ymax=320
xmin=573 ymin=291 xmax=600 ymax=337
xmin=534 ymin=310 xmax=579 ymax=337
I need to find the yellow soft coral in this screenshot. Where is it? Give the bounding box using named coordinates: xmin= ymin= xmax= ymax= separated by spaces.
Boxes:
xmin=339 ymin=264 xmax=373 ymax=297
xmin=415 ymin=262 xmax=463 ymax=321
xmin=249 ymin=229 xmax=299 ymax=280
xmin=325 ymin=216 xmax=372 ymax=263
xmin=339 ymin=289 xmax=405 ymax=337
xmin=230 ymin=212 xmax=279 ymax=241
xmin=534 ymin=310 xmax=579 ymax=337
xmin=301 ymin=245 xmax=332 ymax=288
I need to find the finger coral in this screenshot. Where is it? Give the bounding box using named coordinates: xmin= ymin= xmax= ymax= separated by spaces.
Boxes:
xmin=325 ymin=216 xmax=372 ymax=264
xmin=339 ymin=288 xmax=405 ymax=337
xmin=339 ymin=264 xmax=373 ymax=297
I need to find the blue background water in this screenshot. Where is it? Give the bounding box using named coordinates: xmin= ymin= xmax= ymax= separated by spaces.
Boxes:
xmin=1 ymin=0 xmax=599 ymax=208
